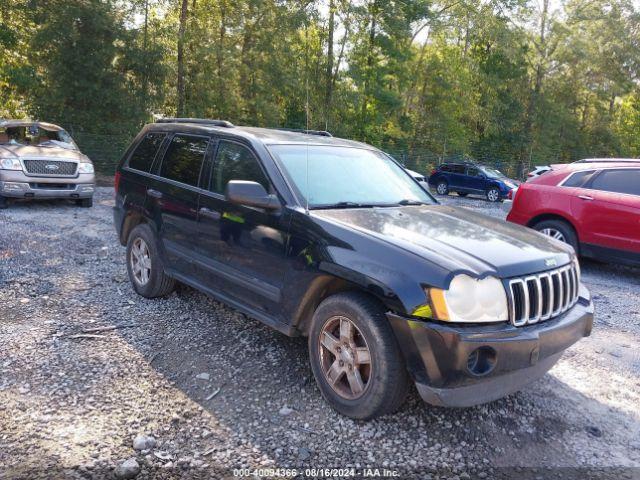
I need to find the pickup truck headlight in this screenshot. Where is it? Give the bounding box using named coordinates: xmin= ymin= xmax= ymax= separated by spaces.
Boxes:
xmin=0 ymin=158 xmax=23 ymax=170
xmin=418 ymin=275 xmax=509 ymax=323
xmin=78 ymin=162 xmax=94 ymax=174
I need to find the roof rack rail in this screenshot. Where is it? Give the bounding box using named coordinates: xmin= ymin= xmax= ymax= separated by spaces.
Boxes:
xmin=156 ymin=118 xmax=235 ymax=128
xmin=277 ymin=128 xmax=333 ymax=137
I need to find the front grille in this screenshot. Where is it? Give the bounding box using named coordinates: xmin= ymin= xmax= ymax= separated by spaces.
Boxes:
xmin=508 ymin=263 xmax=580 ymax=326
xmin=23 ymin=159 xmax=77 ymax=177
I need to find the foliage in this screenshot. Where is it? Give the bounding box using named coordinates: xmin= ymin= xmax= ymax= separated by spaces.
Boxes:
xmin=1 ymin=0 xmax=639 ymax=174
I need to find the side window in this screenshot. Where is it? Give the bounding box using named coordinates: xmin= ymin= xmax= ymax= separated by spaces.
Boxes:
xmin=589 ymin=169 xmax=640 ymax=196
xmin=452 ymin=165 xmax=465 ymax=174
xmin=127 ymin=133 xmax=165 ymax=172
xmin=440 ymin=165 xmax=451 ymax=172
xmin=158 ymin=134 xmax=209 ymax=187
xmin=210 ymin=141 xmax=269 ymax=194
xmin=467 ymin=167 xmax=479 ymax=176
xmin=561 ymin=170 xmax=596 ymax=188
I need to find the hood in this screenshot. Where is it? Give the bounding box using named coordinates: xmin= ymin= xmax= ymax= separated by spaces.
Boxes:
xmin=312 ymin=205 xmax=573 ymax=280
xmin=0 ymin=144 xmax=89 ymax=162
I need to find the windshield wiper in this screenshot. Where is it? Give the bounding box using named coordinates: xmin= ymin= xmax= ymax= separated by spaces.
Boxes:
xmin=397 ymin=199 xmax=428 ymax=206
xmin=311 ymin=201 xmax=383 ymax=210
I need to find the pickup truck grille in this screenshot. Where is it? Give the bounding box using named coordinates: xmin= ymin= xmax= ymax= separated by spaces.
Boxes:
xmin=508 ymin=263 xmax=580 ymax=326
xmin=23 ymin=159 xmax=77 ymax=177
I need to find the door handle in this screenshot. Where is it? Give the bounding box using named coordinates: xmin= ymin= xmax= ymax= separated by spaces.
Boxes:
xmin=199 ymin=207 xmax=220 ymax=220
xmin=147 ymin=189 xmax=163 ymax=199
xmin=578 ymin=195 xmax=594 ymax=201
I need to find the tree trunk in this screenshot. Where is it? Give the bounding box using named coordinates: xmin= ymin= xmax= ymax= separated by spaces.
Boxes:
xmin=360 ymin=0 xmax=378 ymax=138
xmin=324 ymin=0 xmax=335 ymax=127
xmin=176 ymin=0 xmax=189 ymax=116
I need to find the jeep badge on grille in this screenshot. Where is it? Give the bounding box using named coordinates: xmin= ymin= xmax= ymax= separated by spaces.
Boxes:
xmin=545 ymin=258 xmax=557 ymax=267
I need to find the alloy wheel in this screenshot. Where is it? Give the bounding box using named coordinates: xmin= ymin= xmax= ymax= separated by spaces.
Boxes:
xmin=487 ymin=189 xmax=499 ymax=202
xmin=318 ymin=316 xmax=372 ymax=400
xmin=130 ymin=237 xmax=152 ymax=285
xmin=437 ymin=183 xmax=448 ymax=195
xmin=540 ymin=227 xmax=567 ymax=243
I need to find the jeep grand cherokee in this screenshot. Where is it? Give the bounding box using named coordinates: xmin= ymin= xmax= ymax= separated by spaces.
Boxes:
xmin=113 ymin=118 xmax=594 ymax=419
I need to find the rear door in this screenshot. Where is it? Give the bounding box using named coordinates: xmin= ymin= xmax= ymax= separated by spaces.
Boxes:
xmin=573 ymin=168 xmax=640 ymax=254
xmin=447 ymin=164 xmax=466 ymax=190
xmin=146 ymin=133 xmax=211 ymax=276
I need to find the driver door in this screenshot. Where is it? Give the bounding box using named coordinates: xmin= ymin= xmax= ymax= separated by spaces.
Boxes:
xmin=195 ymin=139 xmax=291 ymax=318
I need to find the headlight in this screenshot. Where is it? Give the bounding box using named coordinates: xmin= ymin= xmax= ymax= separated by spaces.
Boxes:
xmin=0 ymin=158 xmax=22 ymax=170
xmin=418 ymin=275 xmax=509 ymax=323
xmin=78 ymin=163 xmax=94 ymax=174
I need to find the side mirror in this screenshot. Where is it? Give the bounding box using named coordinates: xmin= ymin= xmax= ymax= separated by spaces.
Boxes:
xmin=225 ymin=180 xmax=280 ymax=210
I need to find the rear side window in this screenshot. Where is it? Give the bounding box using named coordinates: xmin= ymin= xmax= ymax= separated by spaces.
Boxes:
xmin=210 ymin=141 xmax=269 ymax=194
xmin=440 ymin=165 xmax=451 ymax=172
xmin=158 ymin=134 xmax=209 ymax=187
xmin=128 ymin=133 xmax=165 ymax=172
xmin=561 ymin=170 xmax=596 ymax=188
xmin=451 ymin=165 xmax=465 ymax=174
xmin=589 ymin=169 xmax=640 ymax=196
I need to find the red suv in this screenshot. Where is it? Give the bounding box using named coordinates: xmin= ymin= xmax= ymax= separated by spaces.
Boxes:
xmin=507 ymin=160 xmax=640 ymax=267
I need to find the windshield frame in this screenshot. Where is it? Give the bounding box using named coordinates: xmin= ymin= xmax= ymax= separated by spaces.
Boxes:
xmin=266 ymin=143 xmax=437 ymax=210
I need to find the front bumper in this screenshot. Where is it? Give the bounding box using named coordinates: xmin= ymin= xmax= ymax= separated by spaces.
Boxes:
xmin=387 ymin=285 xmax=593 ymax=407
xmin=0 ymin=169 xmax=95 ymax=199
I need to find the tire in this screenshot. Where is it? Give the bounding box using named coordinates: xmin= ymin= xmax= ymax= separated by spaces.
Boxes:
xmin=76 ymin=198 xmax=93 ymax=208
xmin=457 ymin=192 xmax=468 ymax=197
xmin=436 ymin=181 xmax=449 ymax=196
xmin=126 ymin=223 xmax=175 ymax=298
xmin=533 ymin=219 xmax=579 ymax=253
xmin=308 ymin=292 xmax=409 ymax=420
xmin=486 ymin=187 xmax=501 ymax=202
xmin=0 ymin=196 xmax=8 ymax=209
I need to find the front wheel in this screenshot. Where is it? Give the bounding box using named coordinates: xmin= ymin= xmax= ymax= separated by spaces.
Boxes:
xmin=0 ymin=196 xmax=8 ymax=209
xmin=486 ymin=187 xmax=501 ymax=202
xmin=76 ymin=198 xmax=93 ymax=208
xmin=436 ymin=181 xmax=449 ymax=196
xmin=126 ymin=223 xmax=176 ymax=298
xmin=308 ymin=292 xmax=409 ymax=420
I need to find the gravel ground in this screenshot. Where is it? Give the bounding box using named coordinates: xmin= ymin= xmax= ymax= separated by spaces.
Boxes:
xmin=1 ymin=187 xmax=639 ymax=480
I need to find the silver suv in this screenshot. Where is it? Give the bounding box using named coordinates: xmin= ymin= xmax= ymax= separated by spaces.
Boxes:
xmin=0 ymin=120 xmax=95 ymax=208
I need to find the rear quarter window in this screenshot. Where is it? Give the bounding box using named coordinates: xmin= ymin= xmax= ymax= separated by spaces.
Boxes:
xmin=561 ymin=170 xmax=596 ymax=188
xmin=127 ymin=133 xmax=166 ymax=172
xmin=158 ymin=134 xmax=209 ymax=187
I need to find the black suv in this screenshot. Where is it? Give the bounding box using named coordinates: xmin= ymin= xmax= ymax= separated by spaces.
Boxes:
xmin=113 ymin=119 xmax=594 ymax=419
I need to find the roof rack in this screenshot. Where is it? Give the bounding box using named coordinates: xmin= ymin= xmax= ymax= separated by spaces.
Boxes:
xmin=276 ymin=128 xmax=333 ymax=137
xmin=156 ymin=118 xmax=235 ymax=128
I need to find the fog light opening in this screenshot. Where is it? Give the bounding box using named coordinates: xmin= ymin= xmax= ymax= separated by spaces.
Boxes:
xmin=467 ymin=346 xmax=497 ymax=376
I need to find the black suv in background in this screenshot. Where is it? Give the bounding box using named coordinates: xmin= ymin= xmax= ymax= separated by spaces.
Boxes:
xmin=113 ymin=119 xmax=593 ymax=419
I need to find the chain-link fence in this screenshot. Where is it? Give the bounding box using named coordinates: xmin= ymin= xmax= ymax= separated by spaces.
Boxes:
xmin=58 ymin=123 xmax=581 ymax=180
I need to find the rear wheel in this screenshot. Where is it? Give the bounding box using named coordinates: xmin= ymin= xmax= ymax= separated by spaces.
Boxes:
xmin=308 ymin=292 xmax=409 ymax=420
xmin=486 ymin=187 xmax=501 ymax=202
xmin=457 ymin=192 xmax=468 ymax=197
xmin=436 ymin=181 xmax=449 ymax=196
xmin=533 ymin=219 xmax=579 ymax=253
xmin=126 ymin=223 xmax=175 ymax=298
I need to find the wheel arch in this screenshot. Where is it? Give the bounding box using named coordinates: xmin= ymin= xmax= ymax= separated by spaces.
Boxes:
xmin=293 ymin=274 xmax=399 ymax=336
xmin=526 ymin=212 xmax=580 ymax=243
xmin=119 ymin=210 xmax=151 ymax=246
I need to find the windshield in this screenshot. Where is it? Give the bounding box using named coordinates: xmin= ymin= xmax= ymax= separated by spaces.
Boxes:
xmin=481 ymin=167 xmax=505 ymax=179
xmin=269 ymin=145 xmax=435 ymax=208
xmin=0 ymin=125 xmax=78 ymax=150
